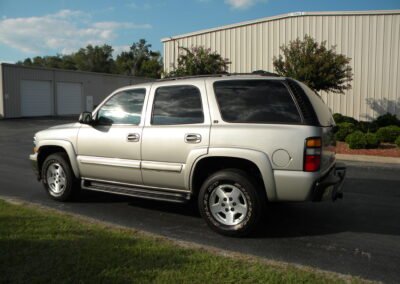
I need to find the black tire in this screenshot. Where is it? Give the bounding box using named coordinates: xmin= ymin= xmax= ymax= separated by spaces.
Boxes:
xmin=41 ymin=153 xmax=79 ymax=201
xmin=198 ymin=169 xmax=265 ymax=237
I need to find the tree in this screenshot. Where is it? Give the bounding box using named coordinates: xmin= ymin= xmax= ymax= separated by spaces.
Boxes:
xmin=115 ymin=39 xmax=163 ymax=78
xmin=273 ymin=35 xmax=353 ymax=94
xmin=73 ymin=44 xmax=115 ymax=73
xmin=167 ymin=46 xmax=230 ymax=77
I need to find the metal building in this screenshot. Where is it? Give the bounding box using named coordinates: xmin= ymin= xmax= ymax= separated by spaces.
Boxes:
xmin=0 ymin=63 xmax=150 ymax=118
xmin=162 ymin=10 xmax=400 ymax=120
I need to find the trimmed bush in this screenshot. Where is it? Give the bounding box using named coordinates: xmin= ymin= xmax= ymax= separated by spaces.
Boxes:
xmin=333 ymin=113 xmax=358 ymax=125
xmin=357 ymin=121 xmax=378 ymax=133
xmin=395 ymin=136 xmax=400 ymax=148
xmin=376 ymin=125 xmax=400 ymax=143
xmin=345 ymin=131 xmax=367 ymax=149
xmin=334 ymin=122 xmax=356 ymax=141
xmin=375 ymin=113 xmax=400 ymax=128
xmin=365 ymin=133 xmax=380 ymax=149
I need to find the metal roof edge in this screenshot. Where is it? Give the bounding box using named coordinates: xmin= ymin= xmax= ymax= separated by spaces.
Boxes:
xmin=0 ymin=63 xmax=154 ymax=81
xmin=161 ymin=10 xmax=400 ymax=42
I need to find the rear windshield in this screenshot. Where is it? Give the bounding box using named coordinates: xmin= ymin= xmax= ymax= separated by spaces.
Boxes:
xmin=213 ymin=80 xmax=302 ymax=124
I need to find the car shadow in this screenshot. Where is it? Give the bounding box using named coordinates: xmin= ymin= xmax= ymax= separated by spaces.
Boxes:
xmin=75 ymin=176 xmax=400 ymax=238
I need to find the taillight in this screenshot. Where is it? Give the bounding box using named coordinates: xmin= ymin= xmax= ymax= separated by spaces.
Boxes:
xmin=304 ymin=137 xmax=321 ymax=172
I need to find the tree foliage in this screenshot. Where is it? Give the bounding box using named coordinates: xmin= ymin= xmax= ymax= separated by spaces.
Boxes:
xmin=16 ymin=39 xmax=162 ymax=78
xmin=273 ymin=35 xmax=353 ymax=94
xmin=115 ymin=39 xmax=162 ymax=78
xmin=73 ymin=44 xmax=115 ymax=73
xmin=167 ymin=46 xmax=230 ymax=77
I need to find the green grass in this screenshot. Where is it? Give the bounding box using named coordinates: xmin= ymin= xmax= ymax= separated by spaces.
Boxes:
xmin=0 ymin=199 xmax=363 ymax=283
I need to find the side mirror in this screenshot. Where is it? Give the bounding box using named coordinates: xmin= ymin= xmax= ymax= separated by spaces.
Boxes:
xmin=79 ymin=112 xmax=93 ymax=124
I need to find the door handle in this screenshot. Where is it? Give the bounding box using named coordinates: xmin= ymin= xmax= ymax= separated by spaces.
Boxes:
xmin=127 ymin=133 xmax=140 ymax=142
xmin=185 ymin=133 xmax=201 ymax=143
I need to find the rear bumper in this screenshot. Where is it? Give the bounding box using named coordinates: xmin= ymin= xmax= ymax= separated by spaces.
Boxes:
xmin=311 ymin=162 xmax=346 ymax=202
xmin=29 ymin=153 xmax=40 ymax=180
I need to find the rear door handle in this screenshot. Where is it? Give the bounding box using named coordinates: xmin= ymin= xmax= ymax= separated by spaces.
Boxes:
xmin=127 ymin=133 xmax=140 ymax=142
xmin=185 ymin=133 xmax=201 ymax=143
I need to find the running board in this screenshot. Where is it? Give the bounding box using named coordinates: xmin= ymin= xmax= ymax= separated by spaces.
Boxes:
xmin=81 ymin=179 xmax=191 ymax=203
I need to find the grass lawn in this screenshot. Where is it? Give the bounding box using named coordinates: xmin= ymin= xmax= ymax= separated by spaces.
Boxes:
xmin=0 ymin=199 xmax=363 ymax=283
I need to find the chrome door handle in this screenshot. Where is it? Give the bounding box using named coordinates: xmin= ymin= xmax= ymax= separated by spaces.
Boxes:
xmin=185 ymin=133 xmax=201 ymax=143
xmin=127 ymin=133 xmax=140 ymax=142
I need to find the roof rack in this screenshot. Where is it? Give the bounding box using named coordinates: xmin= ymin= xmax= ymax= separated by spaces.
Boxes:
xmin=158 ymin=71 xmax=280 ymax=82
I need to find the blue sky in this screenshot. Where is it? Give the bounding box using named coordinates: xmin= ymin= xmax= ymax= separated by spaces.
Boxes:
xmin=0 ymin=0 xmax=399 ymax=63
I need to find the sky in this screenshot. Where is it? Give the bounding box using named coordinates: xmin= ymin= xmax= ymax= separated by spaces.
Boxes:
xmin=0 ymin=0 xmax=399 ymax=63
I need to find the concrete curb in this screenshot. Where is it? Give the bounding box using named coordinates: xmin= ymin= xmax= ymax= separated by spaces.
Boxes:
xmin=336 ymin=153 xmax=400 ymax=164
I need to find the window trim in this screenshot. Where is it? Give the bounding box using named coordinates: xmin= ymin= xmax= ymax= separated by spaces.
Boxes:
xmin=95 ymin=88 xmax=147 ymax=126
xmin=213 ymin=79 xmax=304 ymax=125
xmin=150 ymin=85 xmax=205 ymax=126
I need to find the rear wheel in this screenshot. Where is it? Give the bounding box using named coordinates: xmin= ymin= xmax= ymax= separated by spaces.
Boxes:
xmin=41 ymin=153 xmax=79 ymax=201
xmin=198 ymin=169 xmax=265 ymax=237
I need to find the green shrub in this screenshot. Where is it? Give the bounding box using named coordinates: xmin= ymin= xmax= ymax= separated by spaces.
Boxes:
xmin=365 ymin=133 xmax=380 ymax=149
xmin=375 ymin=113 xmax=400 ymax=128
xmin=376 ymin=125 xmax=400 ymax=143
xmin=345 ymin=131 xmax=367 ymax=149
xmin=395 ymin=136 xmax=400 ymax=148
xmin=333 ymin=113 xmax=358 ymax=124
xmin=357 ymin=121 xmax=378 ymax=133
xmin=334 ymin=122 xmax=356 ymax=141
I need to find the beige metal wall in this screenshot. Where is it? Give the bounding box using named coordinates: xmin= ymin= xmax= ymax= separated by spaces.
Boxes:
xmin=0 ymin=64 xmax=3 ymax=118
xmin=0 ymin=64 xmax=151 ymax=118
xmin=162 ymin=10 xmax=400 ymax=120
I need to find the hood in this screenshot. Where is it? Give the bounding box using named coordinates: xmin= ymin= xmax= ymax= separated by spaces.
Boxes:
xmin=35 ymin=123 xmax=82 ymax=142
xmin=48 ymin=122 xmax=81 ymax=130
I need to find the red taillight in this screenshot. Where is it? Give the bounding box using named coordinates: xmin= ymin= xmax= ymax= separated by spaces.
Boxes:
xmin=304 ymin=137 xmax=321 ymax=172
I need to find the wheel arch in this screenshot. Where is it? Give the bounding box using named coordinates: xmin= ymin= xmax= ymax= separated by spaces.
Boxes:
xmin=190 ymin=148 xmax=277 ymax=201
xmin=37 ymin=140 xmax=80 ymax=179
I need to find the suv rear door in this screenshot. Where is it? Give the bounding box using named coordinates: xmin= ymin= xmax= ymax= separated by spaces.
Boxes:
xmin=141 ymin=80 xmax=210 ymax=190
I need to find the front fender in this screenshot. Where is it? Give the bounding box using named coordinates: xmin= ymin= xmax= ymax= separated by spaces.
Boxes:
xmin=191 ymin=147 xmax=277 ymax=201
xmin=37 ymin=139 xmax=80 ymax=178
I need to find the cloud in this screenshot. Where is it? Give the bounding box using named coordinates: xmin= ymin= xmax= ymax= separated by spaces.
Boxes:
xmin=224 ymin=0 xmax=267 ymax=9
xmin=127 ymin=2 xmax=152 ymax=10
xmin=0 ymin=9 xmax=151 ymax=55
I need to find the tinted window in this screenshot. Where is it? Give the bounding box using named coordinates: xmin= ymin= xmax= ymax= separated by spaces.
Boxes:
xmin=97 ymin=89 xmax=146 ymax=125
xmin=214 ymin=80 xmax=301 ymax=124
xmin=152 ymin=85 xmax=204 ymax=125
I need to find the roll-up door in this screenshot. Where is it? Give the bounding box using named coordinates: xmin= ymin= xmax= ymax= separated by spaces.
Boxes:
xmin=21 ymin=80 xmax=53 ymax=116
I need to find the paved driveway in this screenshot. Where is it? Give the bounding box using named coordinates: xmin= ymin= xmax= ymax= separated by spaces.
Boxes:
xmin=0 ymin=118 xmax=399 ymax=283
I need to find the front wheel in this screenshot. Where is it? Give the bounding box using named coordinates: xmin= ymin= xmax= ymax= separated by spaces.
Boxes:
xmin=198 ymin=169 xmax=265 ymax=237
xmin=41 ymin=153 xmax=79 ymax=201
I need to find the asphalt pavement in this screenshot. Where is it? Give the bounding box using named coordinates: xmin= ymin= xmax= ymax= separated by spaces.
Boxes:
xmin=1 ymin=118 xmax=399 ymax=283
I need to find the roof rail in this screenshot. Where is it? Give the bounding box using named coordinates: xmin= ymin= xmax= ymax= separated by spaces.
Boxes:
xmin=158 ymin=71 xmax=280 ymax=81
xmin=157 ymin=74 xmax=224 ymax=82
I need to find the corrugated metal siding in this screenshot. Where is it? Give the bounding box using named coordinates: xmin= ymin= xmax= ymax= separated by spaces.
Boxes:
xmin=0 ymin=64 xmax=4 ymax=118
xmin=1 ymin=64 xmax=151 ymax=118
xmin=163 ymin=11 xmax=400 ymax=120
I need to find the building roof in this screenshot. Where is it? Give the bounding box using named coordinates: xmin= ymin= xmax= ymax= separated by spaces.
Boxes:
xmin=161 ymin=10 xmax=400 ymax=42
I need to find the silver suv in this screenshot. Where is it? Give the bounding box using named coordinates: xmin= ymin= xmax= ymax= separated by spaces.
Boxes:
xmin=30 ymin=74 xmax=345 ymax=236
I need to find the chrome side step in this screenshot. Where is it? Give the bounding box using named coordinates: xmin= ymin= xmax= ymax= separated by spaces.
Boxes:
xmin=81 ymin=179 xmax=191 ymax=203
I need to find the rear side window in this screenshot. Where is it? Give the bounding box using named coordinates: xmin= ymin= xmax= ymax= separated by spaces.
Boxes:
xmin=152 ymin=85 xmax=204 ymax=125
xmin=214 ymin=80 xmax=302 ymax=124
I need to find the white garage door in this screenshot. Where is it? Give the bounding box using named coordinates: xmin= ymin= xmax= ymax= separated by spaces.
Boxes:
xmin=21 ymin=80 xmax=53 ymax=117
xmin=56 ymin=82 xmax=82 ymax=115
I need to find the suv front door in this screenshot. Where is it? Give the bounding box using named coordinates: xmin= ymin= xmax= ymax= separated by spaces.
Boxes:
xmin=141 ymin=81 xmax=210 ymax=190
xmin=76 ymin=88 xmax=147 ymax=185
